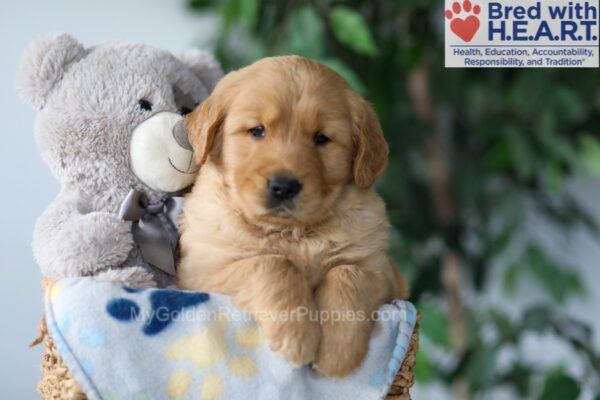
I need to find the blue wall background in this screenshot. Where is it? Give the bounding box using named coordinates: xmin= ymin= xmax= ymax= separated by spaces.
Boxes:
xmin=0 ymin=1 xmax=214 ymax=397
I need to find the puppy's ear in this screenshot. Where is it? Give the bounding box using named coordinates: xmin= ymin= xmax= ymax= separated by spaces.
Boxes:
xmin=186 ymin=91 xmax=226 ymax=166
xmin=349 ymin=93 xmax=389 ymax=189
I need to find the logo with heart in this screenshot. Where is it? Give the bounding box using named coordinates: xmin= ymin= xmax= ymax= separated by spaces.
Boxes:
xmin=445 ymin=0 xmax=481 ymax=42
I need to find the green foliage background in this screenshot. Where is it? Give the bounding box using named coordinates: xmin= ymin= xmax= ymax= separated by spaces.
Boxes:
xmin=186 ymin=0 xmax=600 ymax=398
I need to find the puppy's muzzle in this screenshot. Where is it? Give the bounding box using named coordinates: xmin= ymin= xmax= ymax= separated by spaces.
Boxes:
xmin=268 ymin=175 xmax=302 ymax=204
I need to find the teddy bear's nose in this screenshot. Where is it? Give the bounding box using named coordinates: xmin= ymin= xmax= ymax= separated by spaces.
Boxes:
xmin=173 ymin=120 xmax=192 ymax=151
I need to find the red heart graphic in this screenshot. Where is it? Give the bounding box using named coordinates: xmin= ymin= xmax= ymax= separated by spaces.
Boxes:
xmin=450 ymin=16 xmax=480 ymax=42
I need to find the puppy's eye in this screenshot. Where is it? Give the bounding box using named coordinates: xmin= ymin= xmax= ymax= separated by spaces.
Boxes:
xmin=180 ymin=106 xmax=193 ymax=116
xmin=249 ymin=125 xmax=266 ymax=138
xmin=138 ymin=99 xmax=153 ymax=112
xmin=314 ymin=132 xmax=330 ymax=145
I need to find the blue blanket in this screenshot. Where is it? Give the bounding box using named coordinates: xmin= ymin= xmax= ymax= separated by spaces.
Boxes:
xmin=45 ymin=278 xmax=417 ymax=400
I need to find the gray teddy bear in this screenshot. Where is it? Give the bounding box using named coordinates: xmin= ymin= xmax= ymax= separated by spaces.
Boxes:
xmin=17 ymin=33 xmax=222 ymax=287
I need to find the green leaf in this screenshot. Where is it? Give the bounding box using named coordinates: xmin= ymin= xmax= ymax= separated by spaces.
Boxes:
xmin=522 ymin=306 xmax=553 ymax=333
xmin=535 ymin=112 xmax=579 ymax=167
xmin=238 ymin=0 xmax=260 ymax=29
xmin=220 ymin=0 xmax=242 ymax=29
xmin=419 ymin=302 xmax=450 ymax=347
xmin=505 ymin=124 xmax=536 ymax=181
xmin=538 ymin=195 xmax=599 ymax=234
xmin=503 ymin=245 xmax=585 ymax=304
xmin=219 ymin=0 xmax=259 ymax=30
xmin=395 ymin=0 xmax=438 ymax=8
xmin=318 ymin=58 xmax=366 ymax=95
xmin=539 ymin=368 xmax=580 ymax=400
xmin=552 ymin=86 xmax=586 ymax=122
xmin=562 ymin=315 xmax=594 ymax=346
xmin=281 ymin=6 xmax=325 ymax=58
xmin=486 ymin=225 xmax=514 ymax=258
xmin=580 ymin=134 xmax=600 ymax=177
xmin=501 ymin=362 xmax=534 ymax=396
xmin=465 ymin=345 xmax=497 ymax=391
xmin=187 ymin=0 xmax=214 ymax=11
xmin=526 ymin=245 xmax=585 ymax=304
xmin=329 ymin=6 xmax=378 ymax=56
xmin=415 ymin=348 xmax=434 ymax=381
xmin=545 ymin=161 xmax=564 ymax=193
xmin=502 ymin=262 xmax=521 ymax=295
xmin=487 ymin=309 xmax=514 ymax=340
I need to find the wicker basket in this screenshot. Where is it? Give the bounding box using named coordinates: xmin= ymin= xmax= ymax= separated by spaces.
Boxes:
xmin=32 ymin=282 xmax=419 ymax=400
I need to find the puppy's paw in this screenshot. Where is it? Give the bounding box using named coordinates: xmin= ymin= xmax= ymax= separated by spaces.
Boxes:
xmin=313 ymin=320 xmax=371 ymax=378
xmin=260 ymin=315 xmax=321 ymax=366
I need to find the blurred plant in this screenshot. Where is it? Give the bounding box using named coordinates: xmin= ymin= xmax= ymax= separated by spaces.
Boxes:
xmin=186 ymin=0 xmax=600 ymax=398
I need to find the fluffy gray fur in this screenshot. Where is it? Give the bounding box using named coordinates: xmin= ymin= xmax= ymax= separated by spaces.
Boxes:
xmin=17 ymin=33 xmax=222 ymax=287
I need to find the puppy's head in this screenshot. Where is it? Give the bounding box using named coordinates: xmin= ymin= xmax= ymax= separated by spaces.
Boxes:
xmin=187 ymin=56 xmax=388 ymax=226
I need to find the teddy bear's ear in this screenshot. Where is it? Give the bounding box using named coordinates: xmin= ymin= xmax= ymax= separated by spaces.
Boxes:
xmin=178 ymin=49 xmax=223 ymax=92
xmin=16 ymin=33 xmax=86 ymax=110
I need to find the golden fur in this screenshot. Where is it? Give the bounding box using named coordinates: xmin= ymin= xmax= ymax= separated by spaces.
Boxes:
xmin=178 ymin=56 xmax=408 ymax=377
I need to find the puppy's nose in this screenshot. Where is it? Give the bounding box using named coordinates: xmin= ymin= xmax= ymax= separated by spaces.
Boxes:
xmin=268 ymin=175 xmax=302 ymax=201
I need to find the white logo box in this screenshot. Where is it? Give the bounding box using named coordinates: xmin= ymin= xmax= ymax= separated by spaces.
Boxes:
xmin=445 ymin=0 xmax=599 ymax=68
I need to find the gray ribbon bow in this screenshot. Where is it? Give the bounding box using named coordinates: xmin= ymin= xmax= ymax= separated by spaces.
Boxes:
xmin=119 ymin=189 xmax=184 ymax=277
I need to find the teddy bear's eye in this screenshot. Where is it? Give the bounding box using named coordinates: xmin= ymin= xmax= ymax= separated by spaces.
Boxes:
xmin=138 ymin=99 xmax=153 ymax=112
xmin=179 ymin=106 xmax=192 ymax=116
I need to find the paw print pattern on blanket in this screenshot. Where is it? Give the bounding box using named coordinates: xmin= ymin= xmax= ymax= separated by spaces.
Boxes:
xmin=106 ymin=288 xmax=210 ymax=335
xmin=44 ymin=279 xmax=418 ymax=400
xmin=165 ymin=314 xmax=263 ymax=399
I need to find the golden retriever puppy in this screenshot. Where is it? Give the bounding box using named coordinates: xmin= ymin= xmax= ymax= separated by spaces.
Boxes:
xmin=178 ymin=56 xmax=408 ymax=378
